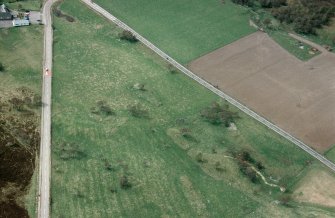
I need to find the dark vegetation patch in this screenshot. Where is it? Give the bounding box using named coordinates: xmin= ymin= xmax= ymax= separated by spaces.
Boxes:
xmin=0 ymin=87 xmax=40 ymax=216
xmin=53 ymin=5 xmax=75 ymax=22
xmin=119 ymin=30 xmax=138 ymax=43
xmin=195 ymin=152 xmax=207 ymax=163
xmin=167 ymin=64 xmax=179 ymax=74
xmin=231 ymin=149 xmax=265 ymax=183
xmin=201 ymin=101 xmax=239 ymax=127
xmin=120 ymin=175 xmax=132 ymax=189
xmin=90 ymin=100 xmax=115 ymax=116
xmin=0 ymin=62 xmax=4 ymax=72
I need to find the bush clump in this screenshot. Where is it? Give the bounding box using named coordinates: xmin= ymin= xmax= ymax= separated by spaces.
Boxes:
xmin=119 ymin=30 xmax=138 ymax=43
xmin=90 ymin=100 xmax=115 ymax=116
xmin=195 ymin=152 xmax=207 ymax=163
xmin=232 ymin=149 xmax=266 ymax=183
xmin=120 ymin=175 xmax=132 ymax=189
xmin=0 ymin=62 xmax=4 ymax=72
xmin=201 ymin=102 xmax=239 ymax=127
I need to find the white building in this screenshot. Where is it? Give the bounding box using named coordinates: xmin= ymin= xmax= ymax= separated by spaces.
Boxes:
xmin=13 ymin=19 xmax=29 ymax=27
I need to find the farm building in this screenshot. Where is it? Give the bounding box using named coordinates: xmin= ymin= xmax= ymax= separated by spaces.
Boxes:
xmin=0 ymin=4 xmax=13 ymax=20
xmin=13 ymin=19 xmax=29 ymax=27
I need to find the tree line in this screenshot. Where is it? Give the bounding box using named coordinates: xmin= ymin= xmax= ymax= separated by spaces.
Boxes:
xmin=232 ymin=0 xmax=335 ymax=35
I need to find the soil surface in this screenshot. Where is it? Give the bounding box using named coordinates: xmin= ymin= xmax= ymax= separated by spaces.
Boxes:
xmin=189 ymin=31 xmax=335 ymax=152
xmin=0 ymin=87 xmax=40 ymax=217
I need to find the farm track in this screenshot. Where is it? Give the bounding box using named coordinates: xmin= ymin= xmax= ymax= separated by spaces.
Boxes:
xmin=81 ymin=0 xmax=335 ymax=173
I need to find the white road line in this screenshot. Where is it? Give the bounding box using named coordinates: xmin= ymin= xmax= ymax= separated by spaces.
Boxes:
xmin=81 ymin=0 xmax=335 ymax=173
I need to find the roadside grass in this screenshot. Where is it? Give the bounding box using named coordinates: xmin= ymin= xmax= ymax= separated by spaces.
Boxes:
xmin=325 ymin=146 xmax=335 ymax=163
xmin=0 ymin=25 xmax=42 ymax=217
xmin=6 ymin=0 xmax=42 ymax=11
xmin=94 ymin=0 xmax=255 ymax=64
xmin=49 ymin=1 xmax=335 ymax=217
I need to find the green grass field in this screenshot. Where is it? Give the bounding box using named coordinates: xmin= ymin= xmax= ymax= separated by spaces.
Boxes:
xmin=94 ymin=0 xmax=255 ymax=64
xmin=50 ymin=1 xmax=335 ymax=217
xmin=0 ymin=25 xmax=42 ymax=217
xmin=6 ymin=0 xmax=41 ymax=11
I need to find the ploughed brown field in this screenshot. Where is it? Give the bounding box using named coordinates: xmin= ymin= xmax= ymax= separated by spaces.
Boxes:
xmin=189 ymin=32 xmax=335 ymax=153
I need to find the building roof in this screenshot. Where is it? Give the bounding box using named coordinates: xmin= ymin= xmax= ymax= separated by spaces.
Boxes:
xmin=0 ymin=12 xmax=12 ymax=20
xmin=13 ymin=19 xmax=29 ymax=25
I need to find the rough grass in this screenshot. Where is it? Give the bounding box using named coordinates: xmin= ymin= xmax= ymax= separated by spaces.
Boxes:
xmin=94 ymin=0 xmax=256 ymax=64
xmin=269 ymin=30 xmax=321 ymax=61
xmin=0 ymin=25 xmax=42 ymax=217
xmin=50 ymin=0 xmax=335 ymax=217
xmin=293 ymin=165 xmax=335 ymax=208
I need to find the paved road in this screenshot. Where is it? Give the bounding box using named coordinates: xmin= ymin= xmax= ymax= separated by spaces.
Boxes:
xmin=82 ymin=0 xmax=335 ymax=173
xmin=37 ymin=0 xmax=55 ymax=217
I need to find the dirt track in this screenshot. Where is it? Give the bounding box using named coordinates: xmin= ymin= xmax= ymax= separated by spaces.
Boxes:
xmin=189 ymin=32 xmax=335 ymax=152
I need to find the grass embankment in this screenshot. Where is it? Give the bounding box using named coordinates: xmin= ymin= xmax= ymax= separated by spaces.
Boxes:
xmin=50 ymin=1 xmax=335 ymax=217
xmin=0 ymin=26 xmax=42 ymax=217
xmin=94 ymin=0 xmax=255 ymax=64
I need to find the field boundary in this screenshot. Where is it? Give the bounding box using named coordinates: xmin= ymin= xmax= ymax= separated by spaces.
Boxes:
xmin=80 ymin=0 xmax=335 ymax=173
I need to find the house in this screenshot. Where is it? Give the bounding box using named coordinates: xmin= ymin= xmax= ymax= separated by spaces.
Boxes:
xmin=13 ymin=19 xmax=29 ymax=27
xmin=0 ymin=4 xmax=13 ymax=20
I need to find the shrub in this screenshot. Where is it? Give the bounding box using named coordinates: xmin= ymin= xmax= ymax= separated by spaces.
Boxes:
xmin=91 ymin=100 xmax=115 ymax=116
xmin=167 ymin=64 xmax=179 ymax=74
xmin=32 ymin=94 xmax=42 ymax=108
xmin=201 ymin=102 xmax=239 ymax=126
xmin=120 ymin=175 xmax=132 ymax=189
xmin=0 ymin=62 xmax=4 ymax=72
xmin=239 ymin=162 xmax=259 ymax=183
xmin=119 ymin=30 xmax=138 ymax=43
xmin=195 ymin=152 xmax=207 ymax=163
xmin=215 ymin=161 xmax=225 ymax=172
xmin=9 ymin=97 xmax=25 ymax=111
